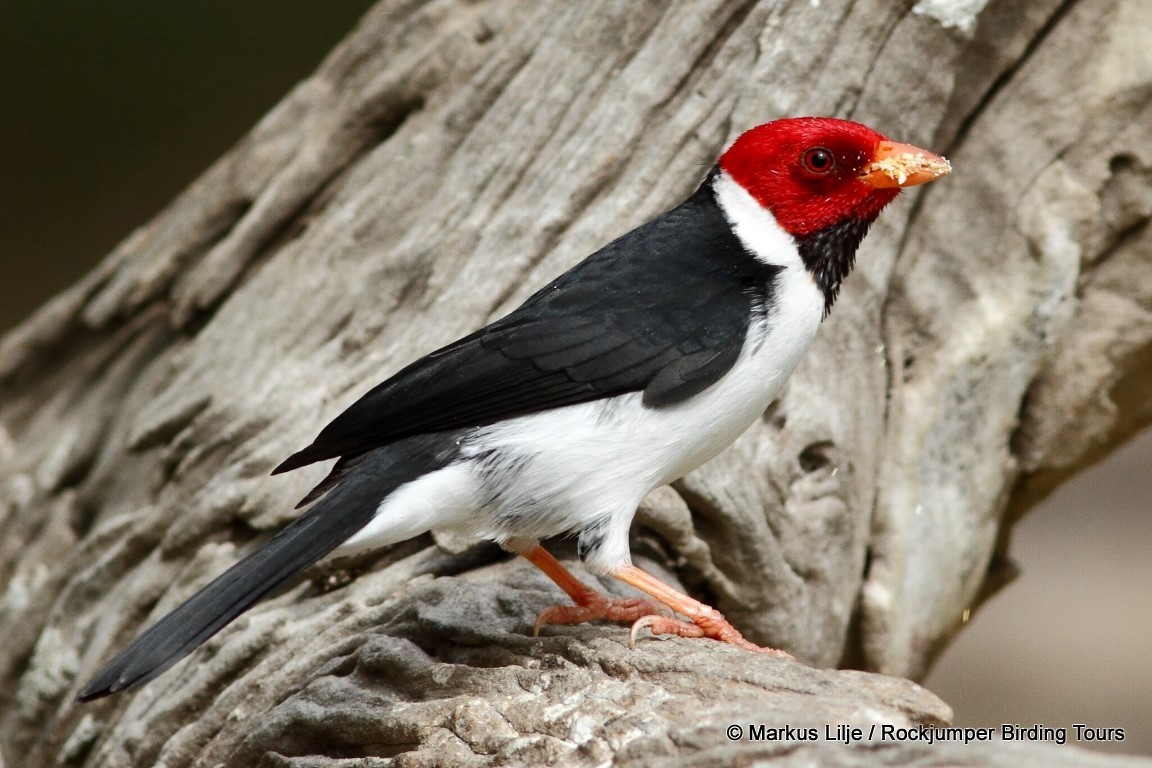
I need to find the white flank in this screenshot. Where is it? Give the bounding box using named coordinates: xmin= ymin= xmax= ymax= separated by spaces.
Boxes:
xmin=334 ymin=463 xmax=478 ymax=556
xmin=342 ymin=170 xmax=826 ymax=573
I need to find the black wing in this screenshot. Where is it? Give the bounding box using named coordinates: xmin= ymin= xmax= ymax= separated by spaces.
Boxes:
xmin=274 ymin=172 xmax=781 ymax=475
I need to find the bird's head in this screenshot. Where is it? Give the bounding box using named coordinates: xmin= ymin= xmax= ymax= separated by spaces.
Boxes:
xmin=718 ymin=116 xmax=951 ymax=238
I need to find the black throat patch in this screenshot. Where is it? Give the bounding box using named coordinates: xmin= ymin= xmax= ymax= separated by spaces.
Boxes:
xmin=795 ymin=217 xmax=874 ymax=317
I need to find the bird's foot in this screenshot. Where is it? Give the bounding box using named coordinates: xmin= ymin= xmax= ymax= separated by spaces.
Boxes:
xmin=518 ymin=544 xmax=672 ymax=636
xmin=534 ymin=592 xmax=671 ymax=636
xmin=628 ymin=609 xmax=793 ymax=657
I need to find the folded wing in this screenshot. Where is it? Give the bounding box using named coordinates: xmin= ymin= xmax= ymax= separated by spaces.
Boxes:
xmin=275 ymin=177 xmax=781 ymax=475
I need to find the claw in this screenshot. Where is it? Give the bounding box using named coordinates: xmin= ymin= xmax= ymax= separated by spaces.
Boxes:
xmin=534 ymin=594 xmax=671 ymax=636
xmin=518 ymin=546 xmax=788 ymax=658
xmin=611 ymin=564 xmax=792 ymax=658
xmin=519 ymin=545 xmax=673 ymax=638
xmin=628 ymin=611 xmax=793 ymax=657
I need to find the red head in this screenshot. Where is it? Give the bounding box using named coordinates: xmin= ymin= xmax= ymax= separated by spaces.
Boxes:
xmin=718 ymin=117 xmax=950 ymax=237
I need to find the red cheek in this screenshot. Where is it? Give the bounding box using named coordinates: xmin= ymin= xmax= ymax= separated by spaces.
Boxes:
xmin=726 ymin=166 xmax=896 ymax=237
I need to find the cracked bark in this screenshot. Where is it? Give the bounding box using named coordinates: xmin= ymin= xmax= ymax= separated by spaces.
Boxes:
xmin=1 ymin=0 xmax=1150 ymax=765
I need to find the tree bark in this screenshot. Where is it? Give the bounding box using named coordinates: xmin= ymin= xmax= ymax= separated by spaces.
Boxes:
xmin=1 ymin=0 xmax=1149 ymax=765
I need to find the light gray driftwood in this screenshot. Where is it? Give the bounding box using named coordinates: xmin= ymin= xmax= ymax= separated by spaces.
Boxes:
xmin=1 ymin=0 xmax=1149 ymax=766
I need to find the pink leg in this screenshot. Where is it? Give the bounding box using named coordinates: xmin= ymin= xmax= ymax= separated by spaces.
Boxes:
xmin=612 ymin=564 xmax=793 ymax=658
xmin=519 ymin=546 xmax=670 ymax=636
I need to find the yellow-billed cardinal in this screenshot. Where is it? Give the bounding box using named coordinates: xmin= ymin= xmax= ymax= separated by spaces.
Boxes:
xmin=79 ymin=117 xmax=950 ymax=700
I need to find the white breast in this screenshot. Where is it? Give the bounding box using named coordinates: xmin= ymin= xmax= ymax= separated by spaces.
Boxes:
xmin=341 ymin=170 xmax=826 ymax=571
xmin=455 ymin=172 xmax=825 ymax=569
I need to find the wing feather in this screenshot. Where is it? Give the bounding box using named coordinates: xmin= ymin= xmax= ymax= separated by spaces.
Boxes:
xmin=274 ymin=171 xmax=781 ymax=475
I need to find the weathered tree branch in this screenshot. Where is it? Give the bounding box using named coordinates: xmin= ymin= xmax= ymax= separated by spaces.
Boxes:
xmin=1 ymin=0 xmax=1149 ymax=765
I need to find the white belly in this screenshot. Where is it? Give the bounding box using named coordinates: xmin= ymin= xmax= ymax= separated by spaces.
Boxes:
xmin=456 ymin=261 xmax=824 ymax=568
xmin=340 ymin=171 xmax=826 ymax=571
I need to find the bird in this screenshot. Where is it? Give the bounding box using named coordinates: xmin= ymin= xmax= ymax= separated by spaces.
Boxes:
xmin=77 ymin=116 xmax=950 ymax=701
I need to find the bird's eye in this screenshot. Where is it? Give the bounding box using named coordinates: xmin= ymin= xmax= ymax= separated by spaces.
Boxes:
xmin=802 ymin=147 xmax=836 ymax=176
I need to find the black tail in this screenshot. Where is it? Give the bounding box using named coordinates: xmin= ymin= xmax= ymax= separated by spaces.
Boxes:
xmin=76 ymin=473 xmax=383 ymax=702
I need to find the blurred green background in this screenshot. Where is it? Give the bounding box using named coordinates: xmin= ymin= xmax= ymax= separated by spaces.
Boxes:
xmin=1 ymin=1 xmax=1148 ymax=757
xmin=0 ymin=0 xmax=374 ymax=331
